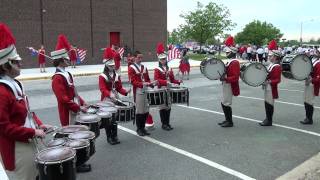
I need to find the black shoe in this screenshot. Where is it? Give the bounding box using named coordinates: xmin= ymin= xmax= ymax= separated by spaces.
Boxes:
xmin=111 ymin=137 xmax=120 ymax=145
xmin=137 ymin=129 xmax=145 ymax=136
xmin=76 ymin=164 xmax=91 ymax=173
xmin=162 ymin=124 xmax=171 ymax=131
xmin=220 ymin=121 xmax=233 ymax=127
xmin=218 ymin=121 xmax=227 ymax=126
xmin=300 ymin=118 xmax=313 ymax=125
xmin=167 ymin=124 xmax=174 ymax=130
xmin=142 ymin=129 xmax=150 ymax=135
xmin=259 ymin=119 xmax=272 ymax=126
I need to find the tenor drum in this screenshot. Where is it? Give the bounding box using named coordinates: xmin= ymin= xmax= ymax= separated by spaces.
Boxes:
xmin=46 ymin=139 xmax=67 ymax=148
xmin=168 ymin=86 xmax=189 ymax=105
xmin=75 ymin=113 xmax=101 ymax=138
xmin=281 ymin=54 xmax=312 ymax=81
xmin=35 ymin=147 xmax=76 ymax=180
xmin=64 ymin=139 xmax=90 ymax=166
xmin=96 ymin=110 xmax=112 ymax=129
xmin=54 ymin=125 xmax=89 ymax=139
xmin=68 ymin=131 xmax=96 ymax=156
xmin=240 ymin=62 xmax=268 ymax=87
xmin=115 ymin=101 xmax=136 ymax=122
xmin=146 ymin=88 xmax=168 ymax=108
xmin=99 ymin=106 xmax=118 ymax=122
xmin=201 ymin=58 xmax=226 ymax=80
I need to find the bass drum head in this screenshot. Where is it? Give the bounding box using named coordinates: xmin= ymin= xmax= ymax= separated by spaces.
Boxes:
xmin=291 ymin=54 xmax=312 ymax=81
xmin=202 ymin=58 xmax=225 ymax=80
xmin=241 ymin=62 xmax=268 ymax=87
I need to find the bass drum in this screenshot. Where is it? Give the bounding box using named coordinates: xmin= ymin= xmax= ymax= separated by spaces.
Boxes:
xmin=240 ymin=62 xmax=268 ymax=87
xmin=281 ymin=54 xmax=312 ymax=81
xmin=201 ymin=58 xmax=225 ymax=80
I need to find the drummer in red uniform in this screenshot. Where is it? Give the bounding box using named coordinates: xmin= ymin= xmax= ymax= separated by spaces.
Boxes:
xmin=259 ymin=40 xmax=282 ymax=126
xmin=0 ymin=23 xmax=47 ymax=180
xmin=218 ymin=36 xmax=240 ymax=128
xmin=128 ymin=51 xmax=156 ymax=136
xmin=300 ymin=56 xmax=320 ymax=125
xmin=38 ymin=45 xmax=46 ymax=73
xmin=99 ymin=47 xmax=131 ymax=144
xmin=154 ymin=43 xmax=181 ymax=130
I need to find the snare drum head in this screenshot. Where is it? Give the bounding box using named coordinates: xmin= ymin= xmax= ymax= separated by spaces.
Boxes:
xmin=291 ymin=54 xmax=312 ymax=80
xmin=68 ymin=131 xmax=95 ymax=140
xmin=203 ymin=58 xmax=226 ymax=80
xmin=47 ymin=139 xmax=66 ymax=147
xmin=65 ymin=139 xmax=89 ymax=149
xmin=77 ymin=113 xmax=100 ymax=123
xmin=241 ymin=62 xmax=268 ymax=87
xmin=58 ymin=125 xmax=89 ymax=134
xmin=36 ymin=147 xmax=75 ymax=163
xmin=99 ymin=107 xmax=118 ymax=113
xmin=96 ymin=101 xmax=115 ymax=107
xmin=96 ymin=111 xmax=112 ymax=118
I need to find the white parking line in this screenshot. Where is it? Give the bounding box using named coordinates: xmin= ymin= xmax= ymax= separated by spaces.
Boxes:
xmin=118 ymin=126 xmax=256 ymax=180
xmin=177 ymin=105 xmax=320 ymax=137
xmin=237 ymin=95 xmax=320 ymax=109
xmin=279 ymin=88 xmax=304 ymax=92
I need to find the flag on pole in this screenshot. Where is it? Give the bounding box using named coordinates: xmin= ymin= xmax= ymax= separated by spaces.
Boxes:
xmin=167 ymin=47 xmax=181 ymax=61
xmin=119 ymin=47 xmax=124 ymax=58
xmin=27 ymin=47 xmax=38 ymax=57
xmin=76 ymin=48 xmax=87 ymax=64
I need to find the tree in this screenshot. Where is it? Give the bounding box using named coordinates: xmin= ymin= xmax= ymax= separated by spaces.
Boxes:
xmin=179 ymin=2 xmax=235 ymax=49
xmin=168 ymin=29 xmax=184 ymax=45
xmin=235 ymin=20 xmax=283 ymax=46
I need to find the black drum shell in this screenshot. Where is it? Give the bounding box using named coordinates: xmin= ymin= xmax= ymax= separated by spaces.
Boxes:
xmin=65 ymin=140 xmax=90 ymax=167
xmin=36 ymin=159 xmax=76 ymax=180
xmin=68 ymin=131 xmax=96 ymax=156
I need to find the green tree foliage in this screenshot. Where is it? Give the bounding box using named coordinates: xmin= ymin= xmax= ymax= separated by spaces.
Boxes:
xmin=168 ymin=29 xmax=184 ymax=44
xmin=179 ymin=2 xmax=235 ymax=48
xmin=235 ymin=20 xmax=283 ymax=46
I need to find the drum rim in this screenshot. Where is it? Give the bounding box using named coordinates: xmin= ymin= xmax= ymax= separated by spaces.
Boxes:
xmin=46 ymin=139 xmax=67 ymax=147
xmin=145 ymin=88 xmax=167 ymax=92
xmin=241 ymin=62 xmax=268 ymax=87
xmin=35 ymin=147 xmax=76 ymax=164
xmin=168 ymin=86 xmax=188 ymax=92
xmin=68 ymin=131 xmax=96 ymax=140
xmin=202 ymin=58 xmax=226 ymax=80
xmin=57 ymin=125 xmax=90 ymax=133
xmin=282 ymin=54 xmax=313 ymax=81
xmin=75 ymin=118 xmax=101 ymax=123
xmin=96 ymin=111 xmax=112 ymax=118
xmin=64 ymin=139 xmax=90 ymax=149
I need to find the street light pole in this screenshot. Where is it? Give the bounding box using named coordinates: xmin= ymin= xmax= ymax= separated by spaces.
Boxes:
xmin=300 ymin=22 xmax=303 ymax=44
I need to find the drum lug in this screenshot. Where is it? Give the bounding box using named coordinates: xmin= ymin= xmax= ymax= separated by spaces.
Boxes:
xmin=60 ymin=160 xmax=64 ymax=174
xmin=86 ymin=146 xmax=90 ymax=157
xmin=44 ymin=161 xmax=47 ymax=175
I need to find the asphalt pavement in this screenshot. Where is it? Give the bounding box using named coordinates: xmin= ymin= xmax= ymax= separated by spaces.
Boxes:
xmin=1 ymin=62 xmax=320 ymax=180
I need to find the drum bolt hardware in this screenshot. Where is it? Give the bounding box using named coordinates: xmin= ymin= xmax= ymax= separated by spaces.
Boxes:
xmin=44 ymin=162 xmax=48 ymax=175
xmin=60 ymin=160 xmax=64 ymax=174
xmin=86 ymin=147 xmax=90 ymax=157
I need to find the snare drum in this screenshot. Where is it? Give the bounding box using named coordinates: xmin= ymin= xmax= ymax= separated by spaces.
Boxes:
xmin=168 ymin=86 xmax=189 ymax=105
xmin=99 ymin=106 xmax=118 ymax=122
xmin=68 ymin=131 xmax=96 ymax=156
xmin=201 ymin=58 xmax=226 ymax=80
xmin=46 ymin=138 xmax=67 ymax=148
xmin=35 ymin=147 xmax=76 ymax=180
xmin=96 ymin=101 xmax=115 ymax=107
xmin=75 ymin=113 xmax=101 ymax=138
xmin=54 ymin=125 xmax=89 ymax=139
xmin=240 ymin=62 xmax=268 ymax=87
xmin=115 ymin=101 xmax=136 ymax=122
xmin=146 ymin=88 xmax=168 ymax=108
xmin=64 ymin=139 xmax=90 ymax=166
xmin=281 ymin=54 xmax=312 ymax=81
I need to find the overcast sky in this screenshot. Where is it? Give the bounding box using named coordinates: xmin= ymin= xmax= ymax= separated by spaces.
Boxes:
xmin=168 ymin=0 xmax=320 ymax=41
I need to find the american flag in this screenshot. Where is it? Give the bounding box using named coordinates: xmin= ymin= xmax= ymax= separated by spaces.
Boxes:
xmin=167 ymin=47 xmax=181 ymax=61
xmin=76 ymin=48 xmax=87 ymax=63
xmin=119 ymin=47 xmax=124 ymax=58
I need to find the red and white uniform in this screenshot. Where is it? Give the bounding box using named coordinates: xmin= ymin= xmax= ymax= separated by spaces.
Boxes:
xmin=69 ymin=48 xmax=77 ymax=63
xmin=38 ymin=49 xmax=45 ymax=65
xmin=99 ymin=72 xmax=128 ymax=101
xmin=154 ymin=66 xmax=181 ymax=87
xmin=222 ymin=59 xmax=240 ymax=106
xmin=128 ymin=63 xmax=151 ymax=114
xmin=179 ymin=56 xmax=190 ymax=73
xmin=52 ymin=68 xmax=85 ymax=126
xmin=264 ymin=63 xmax=281 ymax=105
xmin=304 ymin=59 xmax=320 ymax=104
xmin=113 ymin=50 xmax=121 ymax=72
xmin=0 ymin=76 xmax=42 ymax=180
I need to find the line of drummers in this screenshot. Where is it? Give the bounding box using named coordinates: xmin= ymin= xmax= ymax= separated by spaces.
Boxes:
xmin=200 ymin=37 xmax=319 ymax=128
xmin=0 ymin=26 xmax=189 ymax=180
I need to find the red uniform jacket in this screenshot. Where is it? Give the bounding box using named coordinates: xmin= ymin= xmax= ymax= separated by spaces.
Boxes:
xmin=113 ymin=51 xmax=121 ymax=71
xmin=69 ymin=49 xmax=77 ymax=62
xmin=99 ymin=72 xmax=128 ymax=101
xmin=225 ymin=59 xmax=240 ymax=96
xmin=267 ymin=64 xmax=282 ymax=99
xmin=154 ymin=66 xmax=180 ymax=87
xmin=128 ymin=63 xmax=151 ymax=101
xmin=52 ymin=70 xmax=85 ymax=126
xmin=0 ymin=80 xmax=42 ymax=170
xmin=38 ymin=49 xmax=45 ymax=64
xmin=311 ymin=60 xmax=320 ymax=96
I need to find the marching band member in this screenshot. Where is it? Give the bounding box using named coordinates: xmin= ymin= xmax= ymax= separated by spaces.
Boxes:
xmin=113 ymin=45 xmax=122 ymax=74
xmin=218 ymin=36 xmax=240 ymax=128
xmin=38 ymin=45 xmax=46 ymax=73
xmin=300 ymin=57 xmax=320 ymax=125
xmin=100 ymin=47 xmax=131 ymax=144
xmin=154 ymin=45 xmax=181 ymax=130
xmin=259 ymin=40 xmax=282 ymax=126
xmin=0 ymin=23 xmax=47 ymax=180
xmin=51 ymin=34 xmax=90 ymax=172
xmin=128 ymin=51 xmax=155 ymax=136
xmin=69 ymin=45 xmax=77 ymax=68
xmin=179 ymin=49 xmax=190 ymax=80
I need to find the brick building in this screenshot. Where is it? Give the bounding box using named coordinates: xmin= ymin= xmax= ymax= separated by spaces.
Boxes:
xmin=0 ymin=0 xmax=167 ymax=68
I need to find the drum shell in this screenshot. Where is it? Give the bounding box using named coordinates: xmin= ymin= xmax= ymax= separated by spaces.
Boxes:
xmin=68 ymin=131 xmax=96 ymax=156
xmin=54 ymin=125 xmax=89 ymax=139
xmin=168 ymin=87 xmax=189 ymax=105
xmin=146 ymin=88 xmax=168 ymax=108
xmin=75 ymin=121 xmax=100 ymax=139
xmin=36 ymin=160 xmax=76 ymax=180
xmin=115 ymin=102 xmax=136 ymax=122
xmin=64 ymin=140 xmax=90 ymax=167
